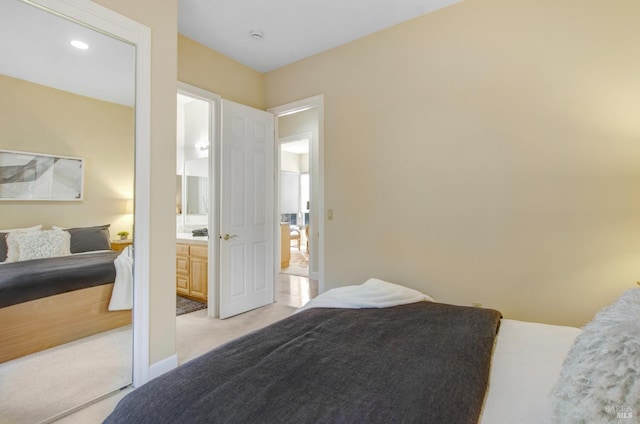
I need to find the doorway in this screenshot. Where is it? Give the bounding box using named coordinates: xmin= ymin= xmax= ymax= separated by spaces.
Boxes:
xmin=176 ymin=85 xmax=279 ymax=321
xmin=270 ymin=96 xmax=324 ymax=290
xmin=176 ymin=82 xmax=220 ymax=319
xmin=279 ymin=135 xmax=310 ymax=278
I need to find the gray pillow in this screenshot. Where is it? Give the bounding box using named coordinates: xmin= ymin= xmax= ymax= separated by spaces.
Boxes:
xmin=65 ymin=224 xmax=111 ymax=253
xmin=0 ymin=233 xmax=6 ymax=262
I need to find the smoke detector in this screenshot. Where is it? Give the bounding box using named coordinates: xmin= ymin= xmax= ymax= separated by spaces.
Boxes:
xmin=249 ymin=30 xmax=264 ymax=40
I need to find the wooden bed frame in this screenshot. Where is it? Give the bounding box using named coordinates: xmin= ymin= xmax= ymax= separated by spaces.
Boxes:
xmin=0 ymin=283 xmax=131 ymax=363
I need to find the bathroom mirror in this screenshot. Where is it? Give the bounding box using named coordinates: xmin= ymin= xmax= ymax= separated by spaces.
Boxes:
xmin=177 ymin=92 xmax=210 ymax=232
xmin=185 ymin=158 xmax=209 ymax=215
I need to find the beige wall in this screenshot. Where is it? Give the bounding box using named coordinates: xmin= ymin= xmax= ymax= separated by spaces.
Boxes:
xmin=265 ymin=0 xmax=640 ymax=326
xmin=178 ymin=35 xmax=265 ymax=110
xmin=95 ymin=0 xmax=178 ymax=365
xmin=84 ymin=6 xmax=263 ymax=367
xmin=0 ymin=75 xmax=134 ymax=234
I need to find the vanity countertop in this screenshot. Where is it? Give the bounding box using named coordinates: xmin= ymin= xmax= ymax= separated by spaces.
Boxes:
xmin=176 ymin=233 xmax=208 ymax=245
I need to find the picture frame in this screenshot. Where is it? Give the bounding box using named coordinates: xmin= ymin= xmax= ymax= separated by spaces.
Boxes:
xmin=0 ymin=149 xmax=84 ymax=201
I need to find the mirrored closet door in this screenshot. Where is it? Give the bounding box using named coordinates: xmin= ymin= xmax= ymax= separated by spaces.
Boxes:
xmin=0 ymin=1 xmax=135 ymax=422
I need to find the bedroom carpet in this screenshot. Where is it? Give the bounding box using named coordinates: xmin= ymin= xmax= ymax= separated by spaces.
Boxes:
xmin=0 ymin=325 xmax=132 ymax=424
xmin=56 ymin=301 xmax=300 ymax=424
xmin=176 ymin=301 xmax=297 ymax=364
xmin=177 ymin=295 xmax=207 ymax=316
xmin=9 ymin=275 xmax=315 ymax=424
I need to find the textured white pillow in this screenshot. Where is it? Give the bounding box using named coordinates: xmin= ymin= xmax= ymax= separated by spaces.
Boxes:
xmin=6 ymin=229 xmax=71 ymax=262
xmin=552 ymin=288 xmax=640 ymax=423
xmin=3 ymin=225 xmax=43 ymax=262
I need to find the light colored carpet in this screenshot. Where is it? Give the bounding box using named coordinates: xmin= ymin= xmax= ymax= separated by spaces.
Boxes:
xmin=2 ymin=286 xmax=303 ymax=424
xmin=0 ymin=325 xmax=132 ymax=424
xmin=176 ymin=301 xmax=297 ymax=364
xmin=49 ymin=301 xmax=295 ymax=423
xmin=55 ymin=388 xmax=133 ymax=424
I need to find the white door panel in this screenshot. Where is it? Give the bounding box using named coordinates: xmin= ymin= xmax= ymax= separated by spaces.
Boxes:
xmin=220 ymin=100 xmax=275 ymax=319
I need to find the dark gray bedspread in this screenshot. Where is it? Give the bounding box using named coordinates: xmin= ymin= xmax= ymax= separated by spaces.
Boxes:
xmin=0 ymin=251 xmax=119 ymax=308
xmin=105 ymin=302 xmax=502 ymax=424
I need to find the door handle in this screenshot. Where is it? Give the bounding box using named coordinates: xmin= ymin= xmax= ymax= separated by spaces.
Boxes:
xmin=221 ymin=233 xmax=237 ymax=241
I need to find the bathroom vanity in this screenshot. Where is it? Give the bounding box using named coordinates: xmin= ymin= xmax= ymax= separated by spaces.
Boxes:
xmin=176 ymin=234 xmax=208 ymax=302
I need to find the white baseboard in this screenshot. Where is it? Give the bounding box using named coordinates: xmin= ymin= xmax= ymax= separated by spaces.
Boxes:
xmin=148 ymin=354 xmax=178 ymax=381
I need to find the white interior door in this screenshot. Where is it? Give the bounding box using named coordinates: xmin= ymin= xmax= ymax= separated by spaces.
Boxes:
xmin=219 ymin=100 xmax=275 ymax=319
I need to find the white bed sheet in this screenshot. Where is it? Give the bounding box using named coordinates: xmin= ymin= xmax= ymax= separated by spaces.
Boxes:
xmin=108 ymin=245 xmax=134 ymax=311
xmin=479 ymin=319 xmax=581 ymax=424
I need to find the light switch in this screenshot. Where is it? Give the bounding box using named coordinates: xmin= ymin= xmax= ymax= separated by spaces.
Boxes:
xmin=328 ymin=209 xmax=333 ymax=220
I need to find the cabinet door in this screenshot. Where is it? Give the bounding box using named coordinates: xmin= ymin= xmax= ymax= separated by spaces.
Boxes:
xmin=190 ymin=257 xmax=208 ymax=300
xmin=176 ymin=274 xmax=190 ymax=295
xmin=176 ymin=255 xmax=190 ymax=296
xmin=176 ymin=243 xmax=190 ymax=296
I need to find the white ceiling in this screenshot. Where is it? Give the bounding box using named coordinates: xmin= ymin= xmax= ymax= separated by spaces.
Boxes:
xmin=178 ymin=0 xmax=462 ymax=73
xmin=0 ymin=0 xmax=460 ymax=106
xmin=281 ymin=139 xmax=309 ymax=155
xmin=0 ymin=0 xmax=135 ymax=106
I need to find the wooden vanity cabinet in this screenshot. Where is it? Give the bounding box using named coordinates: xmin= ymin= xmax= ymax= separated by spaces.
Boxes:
xmin=176 ymin=243 xmax=208 ymax=302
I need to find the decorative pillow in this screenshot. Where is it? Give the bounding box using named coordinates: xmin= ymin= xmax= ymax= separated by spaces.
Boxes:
xmin=54 ymin=224 xmax=111 ymax=253
xmin=0 ymin=233 xmax=7 ymax=263
xmin=6 ymin=229 xmax=71 ymax=262
xmin=551 ymin=288 xmax=640 ymax=423
xmin=0 ymin=225 xmax=43 ymax=263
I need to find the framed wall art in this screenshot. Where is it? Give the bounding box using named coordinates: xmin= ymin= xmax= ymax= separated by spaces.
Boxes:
xmin=0 ymin=149 xmax=84 ymax=201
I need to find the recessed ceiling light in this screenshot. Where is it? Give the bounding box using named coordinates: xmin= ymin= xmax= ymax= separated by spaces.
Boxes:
xmin=70 ymin=40 xmax=89 ymax=50
xmin=249 ymin=30 xmax=264 ymax=40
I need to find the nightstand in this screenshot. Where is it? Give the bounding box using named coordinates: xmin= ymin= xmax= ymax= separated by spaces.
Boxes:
xmin=111 ymin=239 xmax=133 ymax=252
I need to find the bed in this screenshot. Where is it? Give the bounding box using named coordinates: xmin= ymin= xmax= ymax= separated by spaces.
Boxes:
xmin=105 ymin=279 xmax=639 ymax=424
xmin=0 ymin=225 xmax=133 ymax=363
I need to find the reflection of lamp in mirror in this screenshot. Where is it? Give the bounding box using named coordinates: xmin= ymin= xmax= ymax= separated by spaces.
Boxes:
xmin=116 ymin=198 xmax=134 ymax=239
xmin=125 ymin=198 xmax=134 ymax=214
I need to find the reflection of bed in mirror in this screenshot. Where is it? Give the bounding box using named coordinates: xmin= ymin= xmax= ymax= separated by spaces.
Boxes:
xmin=0 ymin=0 xmax=143 ymax=420
xmin=0 ymin=225 xmax=132 ymax=363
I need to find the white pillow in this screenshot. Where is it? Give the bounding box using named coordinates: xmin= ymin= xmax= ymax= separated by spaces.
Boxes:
xmin=6 ymin=229 xmax=71 ymax=262
xmin=552 ymin=288 xmax=640 ymax=423
xmin=1 ymin=225 xmax=43 ymax=263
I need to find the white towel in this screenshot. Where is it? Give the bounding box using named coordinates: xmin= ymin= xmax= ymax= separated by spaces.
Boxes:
xmin=295 ymin=278 xmax=434 ymax=313
xmin=109 ymin=245 xmax=134 ymax=311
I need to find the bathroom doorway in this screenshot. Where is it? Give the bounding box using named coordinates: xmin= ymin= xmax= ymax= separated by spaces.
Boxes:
xmin=175 ymin=83 xmax=218 ymax=325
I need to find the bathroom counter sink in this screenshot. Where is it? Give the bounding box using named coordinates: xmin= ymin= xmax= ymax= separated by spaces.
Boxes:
xmin=176 ymin=233 xmax=208 ymax=245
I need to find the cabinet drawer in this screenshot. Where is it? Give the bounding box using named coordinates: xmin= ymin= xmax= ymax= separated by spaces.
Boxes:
xmin=176 ymin=256 xmax=189 ymax=274
xmin=176 ymin=275 xmax=189 ymax=295
xmin=176 ymin=243 xmax=190 ymax=256
xmin=190 ymin=245 xmax=208 ymax=259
